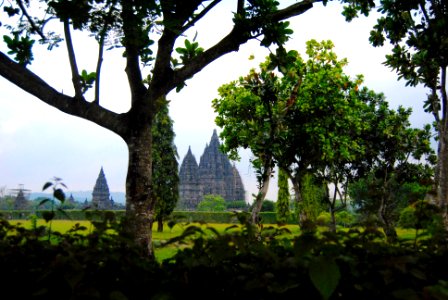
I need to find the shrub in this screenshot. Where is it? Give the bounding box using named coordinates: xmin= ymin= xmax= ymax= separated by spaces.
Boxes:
xmin=398 ymin=206 xmax=417 ymax=228
xmin=197 ymin=195 xmax=226 ymax=212
xmin=398 ymin=200 xmax=441 ymax=229
xmin=336 ymin=211 xmax=356 ymax=227
xmin=1 ymin=213 xmax=448 ymax=299
xmin=316 ymin=212 xmax=331 ymax=226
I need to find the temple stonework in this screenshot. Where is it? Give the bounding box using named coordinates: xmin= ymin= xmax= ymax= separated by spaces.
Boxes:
xmin=92 ymin=167 xmax=114 ymax=209
xmin=178 ymin=130 xmax=246 ymax=210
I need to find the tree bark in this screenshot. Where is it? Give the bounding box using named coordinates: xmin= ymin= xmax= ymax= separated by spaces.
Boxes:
xmin=377 ymin=195 xmax=398 ymax=243
xmin=250 ymin=164 xmax=272 ymax=224
xmin=124 ymin=126 xmax=155 ymax=257
xmin=437 ymin=131 xmax=448 ymax=225
xmin=157 ymin=217 xmax=164 ymax=233
xmin=329 ymin=186 xmax=337 ymax=233
xmin=289 ymin=176 xmax=310 ymax=227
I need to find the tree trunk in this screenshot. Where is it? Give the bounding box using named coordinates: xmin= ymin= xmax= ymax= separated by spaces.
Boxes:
xmin=125 ymin=126 xmax=155 ymax=258
xmin=377 ymin=196 xmax=397 ymax=243
xmin=329 ymin=207 xmax=336 ymax=233
xmin=157 ymin=217 xmax=164 ymax=233
xmin=437 ymin=131 xmax=448 ymax=225
xmin=291 ymin=179 xmax=308 ymax=226
xmin=328 ymin=184 xmax=337 ymax=233
xmin=250 ymin=165 xmax=272 ymax=224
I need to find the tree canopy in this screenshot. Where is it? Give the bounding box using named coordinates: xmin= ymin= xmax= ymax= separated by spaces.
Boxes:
xmin=347 ymin=0 xmax=448 ymax=223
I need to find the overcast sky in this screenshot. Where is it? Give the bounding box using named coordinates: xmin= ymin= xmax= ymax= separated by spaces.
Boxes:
xmin=0 ymin=1 xmax=433 ymax=202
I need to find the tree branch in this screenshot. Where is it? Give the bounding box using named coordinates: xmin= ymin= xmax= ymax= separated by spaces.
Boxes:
xmin=0 ymin=52 xmax=127 ymax=137
xmin=94 ymin=5 xmax=115 ymax=105
xmin=271 ymin=0 xmax=318 ymax=22
xmin=237 ymin=0 xmax=245 ymax=15
xmin=181 ymin=0 xmax=221 ymax=34
xmin=121 ymin=1 xmax=147 ymax=107
xmin=164 ymin=0 xmax=318 ymax=97
xmin=16 ymin=0 xmax=46 ymax=41
xmin=64 ymin=20 xmax=84 ymax=99
xmin=441 ymin=66 xmax=447 ymax=124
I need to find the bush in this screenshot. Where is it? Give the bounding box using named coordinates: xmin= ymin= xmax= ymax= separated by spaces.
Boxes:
xmin=336 ymin=211 xmax=356 ymax=227
xmin=197 ymin=195 xmax=226 ymax=212
xmin=316 ymin=212 xmax=331 ymax=226
xmin=1 ymin=214 xmax=448 ymax=299
xmin=398 ymin=200 xmax=441 ymax=229
xmin=398 ymin=206 xmax=417 ymax=228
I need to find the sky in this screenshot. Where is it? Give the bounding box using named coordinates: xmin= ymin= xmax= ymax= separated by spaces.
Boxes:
xmin=0 ymin=1 xmax=434 ymax=203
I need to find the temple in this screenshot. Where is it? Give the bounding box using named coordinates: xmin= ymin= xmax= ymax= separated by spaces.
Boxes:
xmin=91 ymin=167 xmax=114 ymax=209
xmin=178 ymin=130 xmax=246 ymax=210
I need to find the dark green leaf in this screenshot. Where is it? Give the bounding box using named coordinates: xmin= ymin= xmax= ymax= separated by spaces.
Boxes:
xmin=53 ymin=188 xmax=65 ymax=203
xmin=38 ymin=198 xmax=52 ymax=207
xmin=309 ymin=257 xmax=340 ymax=300
xmin=42 ymin=211 xmax=55 ymax=222
xmin=42 ymin=182 xmax=53 ymax=191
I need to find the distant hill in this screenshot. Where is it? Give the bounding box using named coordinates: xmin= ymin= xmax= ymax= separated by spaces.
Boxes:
xmin=30 ymin=191 xmax=126 ymax=204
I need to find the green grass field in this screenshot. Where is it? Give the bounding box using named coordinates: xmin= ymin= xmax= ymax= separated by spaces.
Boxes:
xmin=8 ymin=219 xmax=421 ymax=261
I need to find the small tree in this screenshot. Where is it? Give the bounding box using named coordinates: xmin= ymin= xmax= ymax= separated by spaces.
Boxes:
xmin=348 ymin=94 xmax=436 ymax=241
xmin=152 ymin=100 xmax=179 ymax=233
xmin=197 ymin=195 xmax=226 ymax=212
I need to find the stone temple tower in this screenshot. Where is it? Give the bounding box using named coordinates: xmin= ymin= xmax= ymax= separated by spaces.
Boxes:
xmin=178 ymin=130 xmax=246 ymax=210
xmin=178 ymin=146 xmax=202 ymax=210
xmin=92 ymin=167 xmax=113 ymax=209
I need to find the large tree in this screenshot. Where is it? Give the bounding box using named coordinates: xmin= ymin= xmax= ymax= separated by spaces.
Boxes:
xmin=214 ymin=40 xmax=369 ymax=228
xmin=347 ymin=0 xmax=448 ymax=221
xmin=0 ymin=0 xmax=335 ymax=256
xmin=273 ymin=40 xmax=368 ymax=227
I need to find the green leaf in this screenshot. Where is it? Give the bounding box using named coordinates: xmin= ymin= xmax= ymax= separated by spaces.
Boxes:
xmin=53 ymin=188 xmax=65 ymax=203
xmin=38 ymin=198 xmax=52 ymax=207
xmin=42 ymin=211 xmax=55 ymax=222
xmin=42 ymin=182 xmax=53 ymax=191
xmin=309 ymin=257 xmax=340 ymax=300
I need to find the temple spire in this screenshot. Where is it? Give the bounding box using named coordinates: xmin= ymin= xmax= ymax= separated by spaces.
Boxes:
xmin=92 ymin=166 xmax=112 ymax=209
xmin=178 ymin=130 xmax=246 ymax=209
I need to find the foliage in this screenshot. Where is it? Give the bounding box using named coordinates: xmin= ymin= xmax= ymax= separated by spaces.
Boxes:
xmin=163 ymin=215 xmax=448 ymax=300
xmin=213 ymin=39 xmax=368 ymax=226
xmin=226 ymin=200 xmax=250 ymax=211
xmin=347 ymin=0 xmax=448 ymax=213
xmin=298 ymin=173 xmax=326 ymax=223
xmin=398 ymin=200 xmax=441 ymax=230
xmin=316 ymin=211 xmax=356 ymax=228
xmin=213 ymin=51 xmax=282 ymax=222
xmin=350 ymin=166 xmax=434 ymax=235
xmin=260 ymin=199 xmax=276 ymax=212
xmin=1 ymin=210 xmax=448 ymax=299
xmin=197 ymin=195 xmax=226 ymax=212
xmin=276 ymin=168 xmax=291 ymax=224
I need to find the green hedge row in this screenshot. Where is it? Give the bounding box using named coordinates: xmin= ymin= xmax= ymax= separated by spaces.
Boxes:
xmin=0 ymin=210 xmax=296 ymax=224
